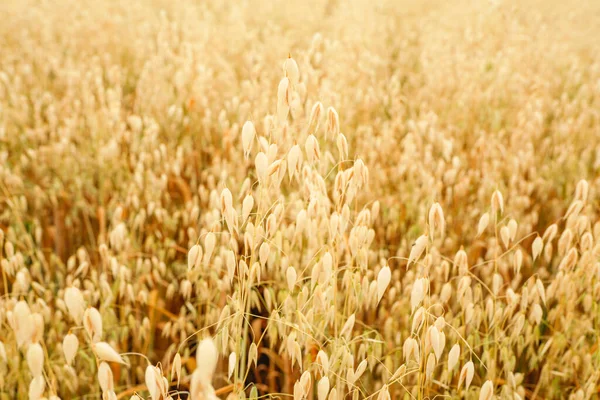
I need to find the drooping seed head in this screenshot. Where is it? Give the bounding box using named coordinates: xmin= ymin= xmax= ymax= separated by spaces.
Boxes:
xmin=63 ymin=333 xmax=79 ymax=366
xmin=83 ymin=307 xmax=103 ymax=343
xmin=27 ymin=343 xmax=44 ymax=378
xmin=98 ymin=362 xmax=114 ymax=393
xmin=93 ymin=342 xmax=126 ymax=364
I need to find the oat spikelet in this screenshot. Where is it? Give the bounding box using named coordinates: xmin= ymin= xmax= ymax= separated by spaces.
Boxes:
xmin=63 ymin=333 xmax=79 ymax=365
xmin=93 ymin=342 xmax=126 ymax=364
xmin=376 ymin=265 xmax=391 ymax=304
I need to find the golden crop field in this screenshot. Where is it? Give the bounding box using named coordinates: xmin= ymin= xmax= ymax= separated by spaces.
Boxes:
xmin=1 ymin=0 xmax=599 ymax=399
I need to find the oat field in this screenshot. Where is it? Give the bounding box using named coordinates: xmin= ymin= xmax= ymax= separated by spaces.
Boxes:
xmin=1 ymin=0 xmax=600 ymax=399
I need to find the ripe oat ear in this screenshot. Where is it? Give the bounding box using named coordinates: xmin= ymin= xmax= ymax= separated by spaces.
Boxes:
xmin=98 ymin=362 xmax=114 ymax=393
xmin=171 ymin=353 xmax=182 ymax=387
xmin=286 ymin=266 xmax=297 ymax=291
xmin=376 ymin=265 xmax=391 ymax=304
xmin=305 ymin=134 xmax=321 ymax=163
xmin=93 ymin=342 xmax=126 ymax=365
xmin=477 ymin=212 xmax=490 ymax=236
xmin=64 ymin=287 xmax=86 ymax=324
xmin=448 ymin=344 xmax=460 ymax=371
xmin=532 ymin=236 xmax=543 ymax=261
xmin=188 ymin=244 xmax=202 ymax=271
xmin=308 ymin=102 xmax=324 ymax=134
xmin=327 ymin=107 xmax=340 ymax=139
xmin=408 ymin=235 xmax=428 ymax=266
xmin=479 ymin=380 xmax=494 ymax=400
xmin=255 ymin=152 xmax=269 ymax=184
xmin=458 ymin=361 xmax=475 ymax=390
xmin=277 ymin=77 xmax=291 ymax=125
xmin=491 ymin=190 xmax=504 ymax=215
xmin=228 ymin=351 xmax=236 ymax=378
xmin=27 ymin=343 xmax=44 ymax=378
xmin=83 ymin=307 xmax=103 ymax=343
xmin=283 ymin=57 xmax=300 ymax=87
xmin=318 ymin=376 xmax=330 ymax=400
xmin=29 ymin=376 xmax=45 ymax=400
xmin=575 ymin=179 xmax=589 ymax=203
xmin=196 ymin=337 xmax=218 ymax=380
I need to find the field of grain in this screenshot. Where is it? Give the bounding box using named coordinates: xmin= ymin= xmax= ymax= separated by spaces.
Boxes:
xmin=1 ymin=0 xmax=600 ymax=399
